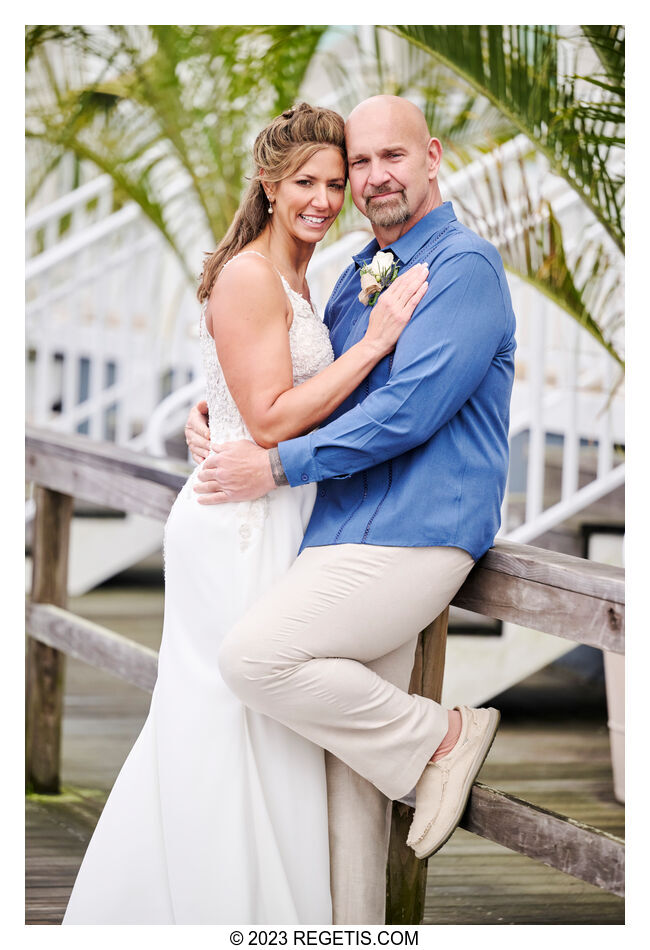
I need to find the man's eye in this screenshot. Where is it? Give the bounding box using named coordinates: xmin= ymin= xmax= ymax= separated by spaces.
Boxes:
xmin=351 ymin=159 xmax=367 ymax=167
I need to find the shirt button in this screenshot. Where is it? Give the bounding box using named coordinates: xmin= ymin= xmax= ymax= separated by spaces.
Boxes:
xmin=301 ymin=473 xmax=309 ymax=482
xmin=319 ymin=488 xmax=326 ymax=497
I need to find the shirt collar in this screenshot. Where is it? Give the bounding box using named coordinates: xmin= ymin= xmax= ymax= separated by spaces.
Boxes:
xmin=352 ymin=201 xmax=457 ymax=269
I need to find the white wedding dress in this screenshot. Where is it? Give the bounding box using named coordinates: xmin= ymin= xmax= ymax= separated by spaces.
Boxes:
xmin=63 ymin=253 xmax=335 ymax=924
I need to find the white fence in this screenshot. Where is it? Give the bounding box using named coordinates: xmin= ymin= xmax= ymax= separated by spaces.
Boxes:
xmin=25 ymin=143 xmax=624 ymax=547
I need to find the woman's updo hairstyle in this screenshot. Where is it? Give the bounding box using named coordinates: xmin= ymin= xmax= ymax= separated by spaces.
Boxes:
xmin=197 ymin=102 xmax=346 ymax=302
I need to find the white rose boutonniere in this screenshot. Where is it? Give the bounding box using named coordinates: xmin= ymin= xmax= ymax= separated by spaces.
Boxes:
xmin=358 ymin=250 xmax=399 ymax=306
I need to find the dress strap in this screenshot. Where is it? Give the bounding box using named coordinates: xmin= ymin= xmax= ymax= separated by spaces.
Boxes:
xmin=222 ymin=250 xmax=286 ymax=283
xmin=220 ymin=250 xmax=313 ymax=311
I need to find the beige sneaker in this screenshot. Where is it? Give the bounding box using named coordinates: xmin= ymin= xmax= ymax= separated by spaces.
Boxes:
xmin=406 ymin=705 xmax=500 ymax=860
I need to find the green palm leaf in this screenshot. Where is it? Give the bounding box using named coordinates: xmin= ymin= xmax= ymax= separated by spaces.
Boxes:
xmin=447 ymin=148 xmax=624 ymax=369
xmin=26 ymin=25 xmax=623 ymax=369
xmin=386 ymin=25 xmax=624 ymax=252
xmin=26 ymin=25 xmax=330 ymax=278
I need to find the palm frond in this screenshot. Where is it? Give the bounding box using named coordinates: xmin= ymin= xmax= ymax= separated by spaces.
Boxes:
xmin=26 ymin=25 xmax=332 ymax=278
xmin=447 ymin=148 xmax=624 ymax=370
xmin=386 ymin=25 xmax=625 ymax=252
xmin=26 ymin=25 xmax=624 ymax=371
xmin=581 ymin=25 xmax=624 ymax=87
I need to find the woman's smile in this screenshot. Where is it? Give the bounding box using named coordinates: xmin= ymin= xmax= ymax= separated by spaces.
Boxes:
xmin=298 ymin=212 xmax=330 ymax=229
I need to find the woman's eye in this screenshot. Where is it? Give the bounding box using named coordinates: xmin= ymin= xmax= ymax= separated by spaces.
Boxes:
xmin=296 ymin=179 xmax=312 ymax=186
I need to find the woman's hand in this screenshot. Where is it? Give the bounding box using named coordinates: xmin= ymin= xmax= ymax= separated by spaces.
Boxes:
xmin=184 ymin=400 xmax=211 ymax=463
xmin=362 ymin=263 xmax=429 ymax=358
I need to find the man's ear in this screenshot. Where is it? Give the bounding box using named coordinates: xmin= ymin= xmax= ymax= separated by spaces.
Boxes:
xmin=427 ymin=138 xmax=443 ymax=181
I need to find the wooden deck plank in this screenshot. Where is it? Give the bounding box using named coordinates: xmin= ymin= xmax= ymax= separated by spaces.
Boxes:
xmin=25 ymin=581 xmax=625 ymax=926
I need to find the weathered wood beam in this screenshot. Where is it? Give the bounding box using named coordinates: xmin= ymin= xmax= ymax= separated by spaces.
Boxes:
xmin=26 ymin=447 xmax=181 ymax=521
xmin=26 ymin=603 xmax=158 ymax=693
xmin=25 ymin=428 xmax=627 ymax=652
xmin=26 ymin=488 xmax=73 ymax=794
xmin=26 ymin=426 xmax=189 ymax=491
xmin=452 ymin=567 xmax=624 ymax=654
xmin=386 ymin=608 xmax=449 ymax=924
xmin=460 ymin=782 xmax=625 ymax=898
xmin=478 ymin=539 xmax=624 ymax=604
xmin=25 ymin=600 xmax=626 ymax=900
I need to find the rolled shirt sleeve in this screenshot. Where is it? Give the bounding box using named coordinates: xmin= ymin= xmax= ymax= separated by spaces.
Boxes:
xmin=278 ymin=252 xmax=508 ymax=486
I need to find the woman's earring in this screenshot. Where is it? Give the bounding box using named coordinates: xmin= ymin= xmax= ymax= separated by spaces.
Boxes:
xmin=267 ymin=199 xmax=273 ymax=214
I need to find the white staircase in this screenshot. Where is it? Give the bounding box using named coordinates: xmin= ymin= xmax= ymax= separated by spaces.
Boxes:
xmin=25 ymin=174 xmax=200 ymax=594
xmin=26 ymin=144 xmax=624 ymax=702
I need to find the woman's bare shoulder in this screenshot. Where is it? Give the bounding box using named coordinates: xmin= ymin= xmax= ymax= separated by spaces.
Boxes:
xmin=212 ymin=251 xmax=283 ymax=302
xmin=208 ymin=250 xmax=288 ymax=332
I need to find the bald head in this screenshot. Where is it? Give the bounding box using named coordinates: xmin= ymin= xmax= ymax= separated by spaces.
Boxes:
xmin=346 ymin=96 xmax=431 ymax=148
xmin=344 ymin=95 xmax=442 ymax=244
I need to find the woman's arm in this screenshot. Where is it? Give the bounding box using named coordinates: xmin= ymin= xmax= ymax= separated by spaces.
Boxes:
xmin=209 ymin=255 xmax=428 ymax=450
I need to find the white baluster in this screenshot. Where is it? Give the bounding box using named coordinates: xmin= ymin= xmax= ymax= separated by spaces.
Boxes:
xmin=526 ymin=298 xmax=546 ymax=522
xmin=44 ymin=217 xmax=59 ymax=253
xmin=561 ymin=320 xmax=580 ymax=501
xmin=597 ymin=353 xmax=614 ymax=478
xmin=62 ymin=347 xmax=79 ymax=427
xmin=96 ymin=182 xmax=114 ymax=219
xmin=86 ymin=334 xmax=102 ymax=441
xmin=31 ymin=344 xmax=51 ymax=426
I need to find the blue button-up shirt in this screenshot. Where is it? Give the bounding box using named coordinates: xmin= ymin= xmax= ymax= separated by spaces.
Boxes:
xmin=278 ymin=202 xmax=516 ymax=561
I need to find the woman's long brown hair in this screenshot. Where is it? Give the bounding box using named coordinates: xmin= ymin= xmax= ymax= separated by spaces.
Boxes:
xmin=196 ymin=102 xmax=346 ymax=304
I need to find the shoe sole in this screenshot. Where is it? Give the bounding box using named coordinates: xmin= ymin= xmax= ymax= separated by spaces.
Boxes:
xmin=412 ymin=707 xmax=501 ymax=861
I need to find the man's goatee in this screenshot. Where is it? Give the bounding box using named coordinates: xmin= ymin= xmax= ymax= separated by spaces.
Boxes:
xmin=365 ymin=192 xmax=411 ymax=227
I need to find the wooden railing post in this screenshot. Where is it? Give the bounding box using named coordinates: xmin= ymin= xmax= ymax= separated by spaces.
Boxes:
xmin=22 ymin=430 xmax=626 ymax=900
xmin=385 ymin=607 xmax=449 ymax=924
xmin=26 ymin=486 xmax=73 ymax=793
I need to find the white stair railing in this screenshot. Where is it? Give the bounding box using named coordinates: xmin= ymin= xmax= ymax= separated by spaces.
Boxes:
xmin=25 ymin=174 xmax=115 ymax=259
xmin=26 ymin=176 xmax=203 ymax=450
xmin=500 ymin=309 xmax=624 ymax=544
xmin=26 ymin=142 xmax=624 ymax=552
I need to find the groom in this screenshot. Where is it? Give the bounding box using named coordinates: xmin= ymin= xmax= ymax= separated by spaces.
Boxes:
xmin=185 ymin=95 xmax=516 ymax=923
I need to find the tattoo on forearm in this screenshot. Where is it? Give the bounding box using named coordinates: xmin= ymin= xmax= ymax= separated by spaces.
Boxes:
xmin=268 ymin=448 xmax=289 ymax=487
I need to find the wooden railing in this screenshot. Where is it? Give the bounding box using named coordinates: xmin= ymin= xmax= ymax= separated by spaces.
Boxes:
xmin=25 ymin=427 xmax=625 ymax=922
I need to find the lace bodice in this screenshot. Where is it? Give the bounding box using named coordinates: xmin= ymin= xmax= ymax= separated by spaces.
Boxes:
xmin=193 ymin=252 xmax=335 ymax=551
xmin=199 ymin=253 xmax=335 ymax=444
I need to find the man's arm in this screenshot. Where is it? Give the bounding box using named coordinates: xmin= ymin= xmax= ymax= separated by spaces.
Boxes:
xmin=278 ymin=252 xmax=510 ymax=486
xmin=194 ymin=252 xmax=511 ymax=503
xmin=185 ymin=399 xmax=211 ymax=463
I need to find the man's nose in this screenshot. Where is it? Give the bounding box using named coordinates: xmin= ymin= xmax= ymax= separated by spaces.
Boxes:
xmin=367 ymin=160 xmax=391 ymax=188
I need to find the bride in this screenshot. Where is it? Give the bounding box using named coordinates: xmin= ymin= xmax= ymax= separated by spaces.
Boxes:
xmin=62 ymin=102 xmax=427 ymax=925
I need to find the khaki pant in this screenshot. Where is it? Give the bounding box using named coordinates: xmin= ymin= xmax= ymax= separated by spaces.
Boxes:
xmin=219 ymin=543 xmax=474 ymax=923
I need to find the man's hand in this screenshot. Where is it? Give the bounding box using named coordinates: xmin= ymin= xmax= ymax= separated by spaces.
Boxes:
xmin=185 ymin=400 xmax=211 ymax=463
xmin=194 ymin=440 xmax=275 ymax=504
